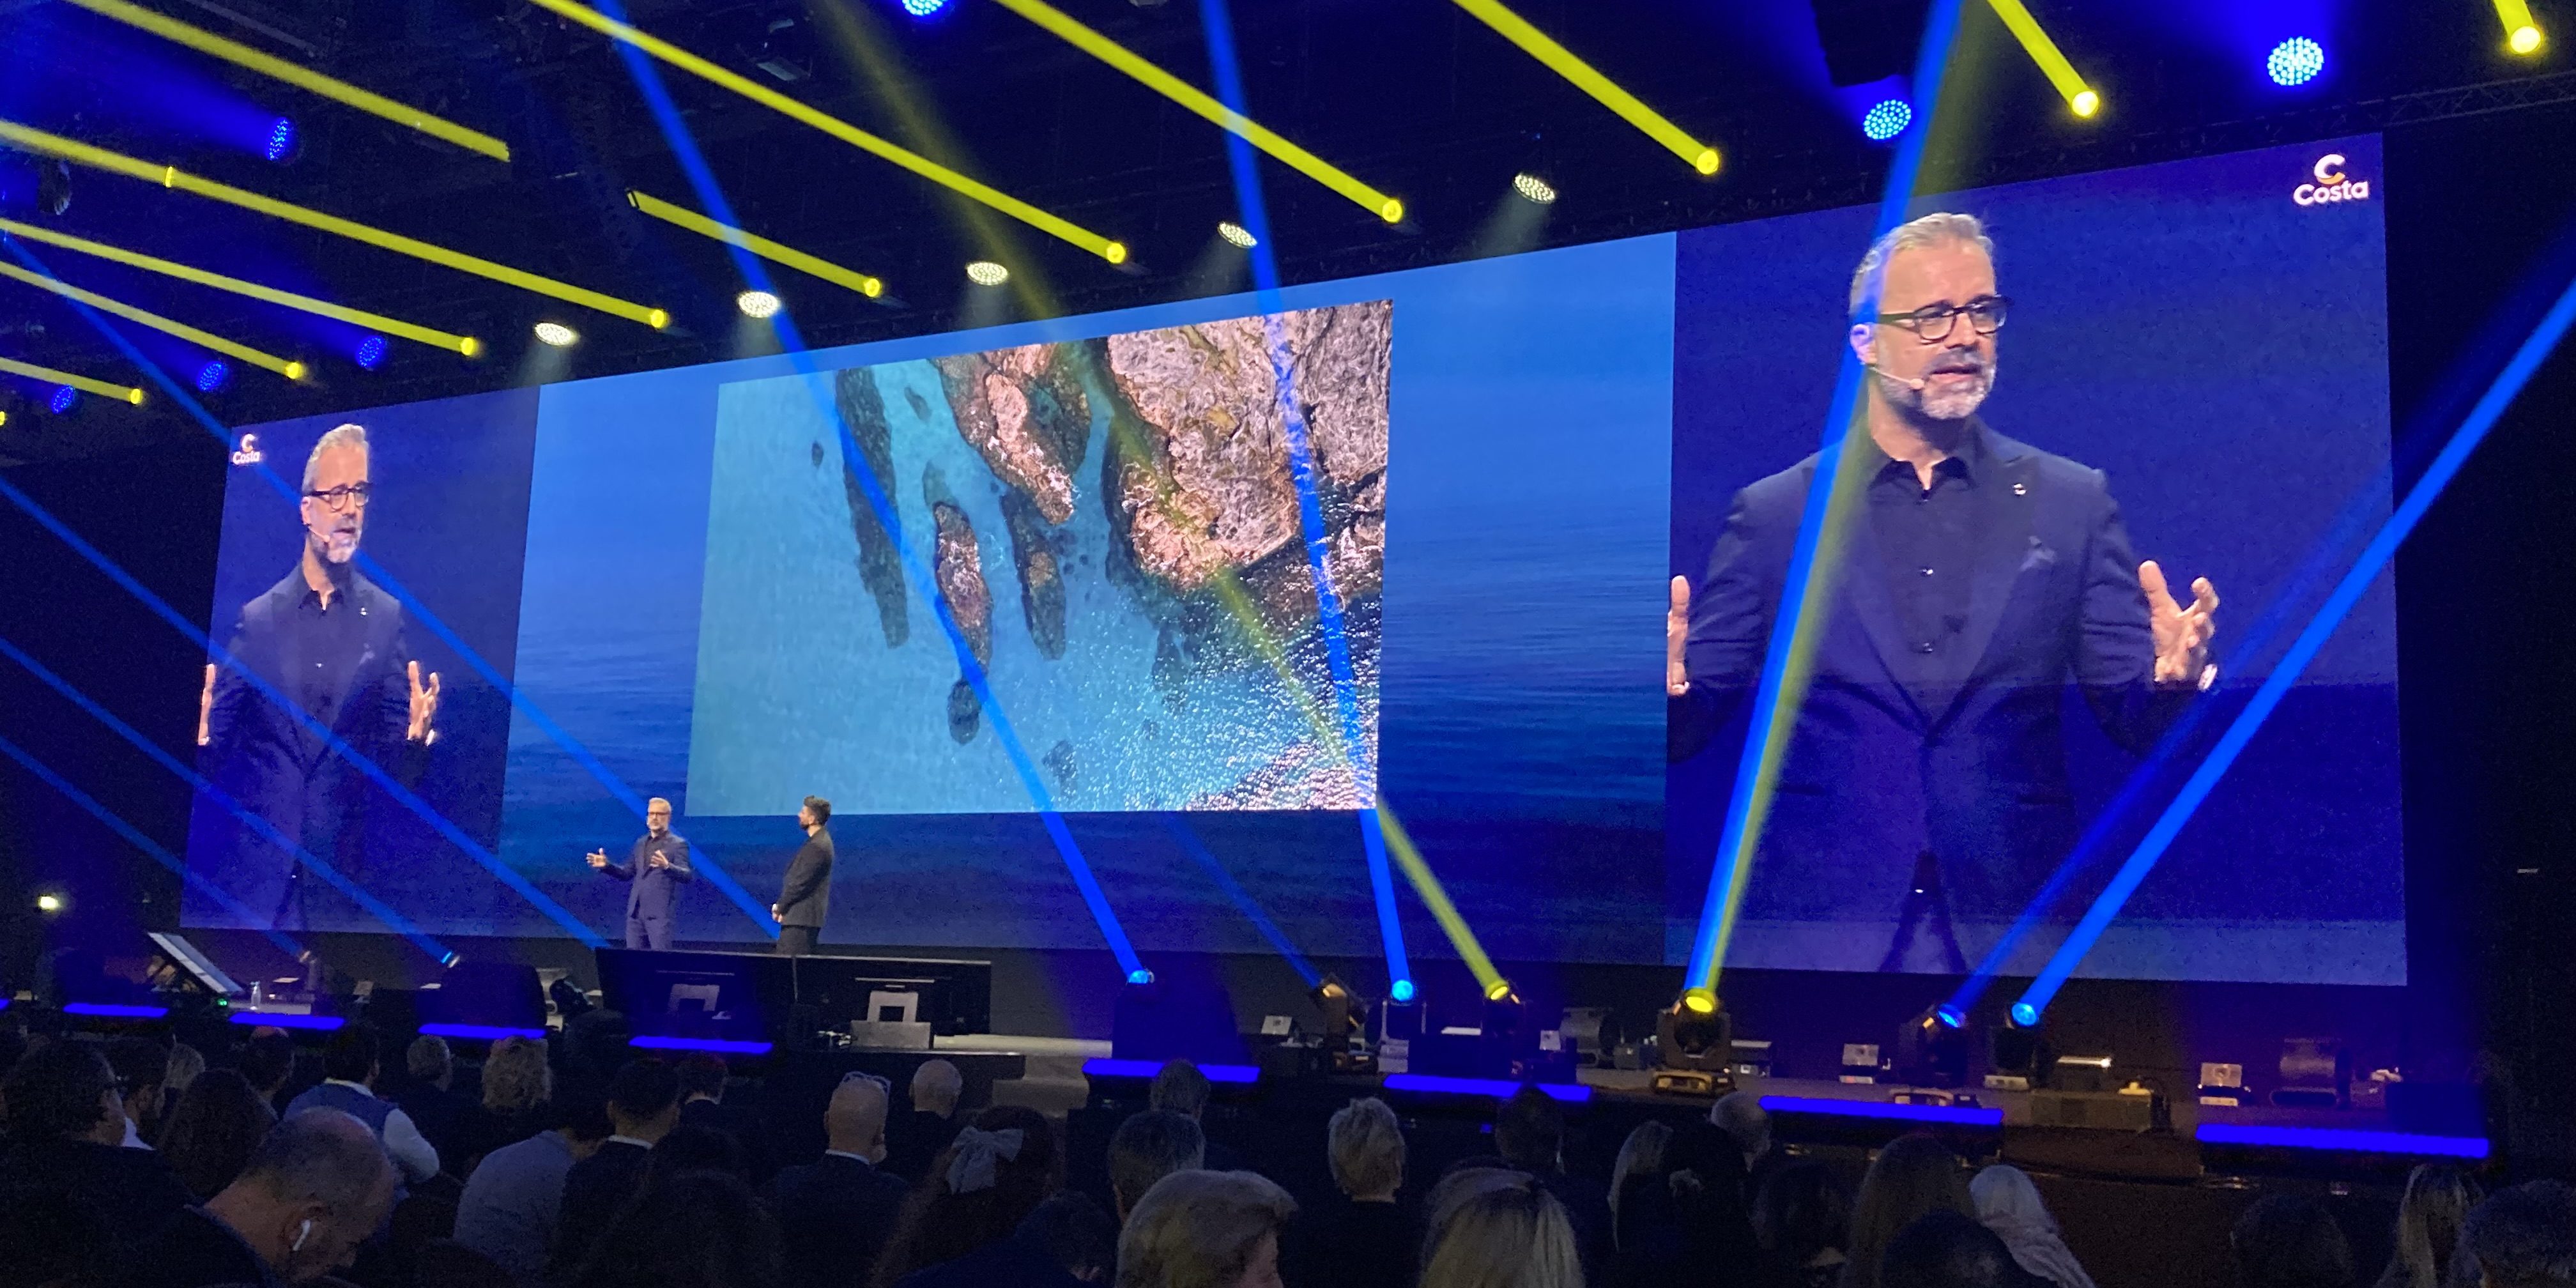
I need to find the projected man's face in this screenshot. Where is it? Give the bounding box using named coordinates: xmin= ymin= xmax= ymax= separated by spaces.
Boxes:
xmin=647 ymin=800 xmax=672 ymax=836
xmin=302 ymin=443 xmax=369 ymax=567
xmin=1864 ymin=240 xmax=2000 ymax=422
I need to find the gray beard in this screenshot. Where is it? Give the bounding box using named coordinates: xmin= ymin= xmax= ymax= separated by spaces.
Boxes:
xmin=1874 ymin=357 xmax=1997 ymax=422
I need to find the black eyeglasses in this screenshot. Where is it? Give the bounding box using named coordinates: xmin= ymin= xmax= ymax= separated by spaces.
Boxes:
xmin=1876 ymin=295 xmax=2011 ymax=341
xmin=305 ymin=482 xmax=372 ymax=512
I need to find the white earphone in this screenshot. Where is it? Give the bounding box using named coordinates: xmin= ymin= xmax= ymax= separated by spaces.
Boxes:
xmin=292 ymin=1219 xmax=313 ymax=1253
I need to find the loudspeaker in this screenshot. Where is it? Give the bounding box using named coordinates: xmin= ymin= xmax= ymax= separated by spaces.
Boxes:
xmin=424 ymin=962 xmax=546 ymax=1031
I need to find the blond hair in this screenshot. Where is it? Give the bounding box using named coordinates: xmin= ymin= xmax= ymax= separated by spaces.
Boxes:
xmin=1328 ymin=1096 xmax=1406 ymax=1199
xmin=1421 ymin=1167 xmax=1584 ymax=1288
xmin=479 ymin=1035 xmax=553 ymax=1115
xmin=1116 ymin=1170 xmax=1296 ymax=1288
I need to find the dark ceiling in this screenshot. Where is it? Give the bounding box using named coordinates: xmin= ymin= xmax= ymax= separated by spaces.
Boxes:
xmin=0 ymin=0 xmax=2568 ymax=464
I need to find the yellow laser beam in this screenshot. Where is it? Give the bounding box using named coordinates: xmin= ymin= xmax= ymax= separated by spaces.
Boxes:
xmin=0 ymin=217 xmax=479 ymax=355
xmin=0 ymin=119 xmax=668 ymax=328
xmin=1450 ymin=0 xmax=1720 ymax=175
xmin=0 ymin=261 xmax=306 ymax=379
xmin=1981 ymin=0 xmax=2098 ymax=118
xmin=1376 ymin=810 xmax=1505 ymax=993
xmin=986 ymin=0 xmax=1404 ymax=223
xmin=626 ymin=191 xmax=884 ymax=299
xmin=0 ymin=354 xmax=144 ymax=404
xmin=523 ymin=0 xmax=1124 ymax=263
xmin=2494 ymin=0 xmax=2546 ymax=54
xmin=59 ymin=0 xmax=509 ymax=161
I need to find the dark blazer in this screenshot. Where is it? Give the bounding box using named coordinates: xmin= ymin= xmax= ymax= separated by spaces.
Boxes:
xmin=603 ymin=831 xmax=694 ymax=923
xmin=778 ymin=829 xmax=834 ymax=929
xmin=1672 ymin=424 xmax=2188 ymax=930
xmin=770 ymin=1153 xmax=908 ymax=1288
xmin=549 ymin=1138 xmax=651 ymax=1280
xmin=112 ymin=1206 xmax=280 ymax=1288
xmin=0 ymin=1138 xmax=197 ymax=1251
xmin=195 ymin=567 xmax=425 ymax=930
xmin=1282 ymin=1195 xmax=1416 ymax=1288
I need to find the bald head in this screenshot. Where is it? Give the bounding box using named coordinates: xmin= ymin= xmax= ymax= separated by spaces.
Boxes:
xmin=827 ymin=1075 xmax=891 ymax=1161
xmin=208 ymin=1109 xmax=397 ymax=1282
xmin=911 ymin=1059 xmax=963 ymax=1119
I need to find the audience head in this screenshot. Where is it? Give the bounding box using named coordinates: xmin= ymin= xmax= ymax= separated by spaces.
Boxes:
xmin=3 ymin=1039 xmax=123 ymax=1144
xmin=2232 ymin=1193 xmax=2356 ymax=1288
xmin=406 ymin=1034 xmax=454 ymax=1089
xmin=1150 ymin=1060 xmax=1213 ymax=1121
xmin=319 ymin=1022 xmax=382 ymax=1087
xmin=825 ymin=1071 xmax=893 ymax=1162
xmin=569 ymin=1167 xmax=781 ymax=1288
xmin=1713 ymin=1090 xmax=1774 ymax=1169
xmin=1755 ymin=1160 xmax=1853 ymax=1268
xmin=238 ymin=1031 xmax=296 ymax=1097
xmin=910 ymin=1059 xmax=964 ymax=1119
xmin=164 ymin=1041 xmax=207 ymax=1097
xmin=1328 ymin=1096 xmax=1406 ymax=1202
xmin=1492 ymin=1085 xmax=1565 ymax=1175
xmin=1882 ymin=1209 xmax=2022 ymax=1288
xmin=1110 ymin=1110 xmax=1208 ymax=1221
xmin=1022 ymin=1193 xmax=1119 ymax=1285
xmin=553 ymin=1085 xmax=616 ymax=1145
xmin=675 ymin=1052 xmax=728 ymax=1104
xmin=2461 ymin=1180 xmax=2576 ymax=1288
xmin=104 ymin=1035 xmax=170 ymax=1135
xmin=1846 ymin=1134 xmax=1972 ymax=1288
xmin=158 ymin=1068 xmax=281 ymax=1199
xmin=1609 ymin=1119 xmax=1673 ymax=1248
xmin=607 ymin=1058 xmax=684 ymax=1142
xmin=1420 ymin=1167 xmax=1583 ymax=1288
xmin=207 ymin=1108 xmax=399 ymax=1284
xmin=2386 ymin=1165 xmax=2482 ymax=1288
xmin=1116 ymin=1169 xmax=1295 ymax=1288
xmin=872 ymin=1105 xmax=1065 ymax=1287
xmin=646 ymin=1123 xmax=747 ymax=1186
xmin=480 ymin=1034 xmax=553 ymax=1115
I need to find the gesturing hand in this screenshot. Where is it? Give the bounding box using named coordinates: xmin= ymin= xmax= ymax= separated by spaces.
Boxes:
xmin=770 ymin=904 xmax=784 ymax=924
xmin=2140 ymin=560 xmax=2220 ymax=687
xmin=648 ymin=852 xmax=670 ymax=871
xmin=1666 ymin=576 xmax=1692 ymax=696
xmin=406 ymin=660 xmax=442 ymax=744
xmin=197 ymin=663 xmax=216 ymax=747
xmin=586 ymin=849 xmax=609 ymax=870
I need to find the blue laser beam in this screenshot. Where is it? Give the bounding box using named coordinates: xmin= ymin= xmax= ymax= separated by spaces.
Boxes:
xmin=2016 ymin=262 xmax=2576 ymax=1020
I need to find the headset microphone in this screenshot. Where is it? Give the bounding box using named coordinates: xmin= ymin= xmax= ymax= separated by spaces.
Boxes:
xmin=1862 ymin=362 xmax=1929 ymax=392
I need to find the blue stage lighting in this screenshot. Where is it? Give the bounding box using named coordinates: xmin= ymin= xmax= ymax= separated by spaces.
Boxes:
xmin=1126 ymin=968 xmax=1154 ymax=985
xmin=901 ymin=0 xmax=949 ymax=15
xmin=48 ymin=385 xmax=75 ymax=414
xmin=194 ymin=360 xmax=230 ymax=393
xmin=1390 ymin=979 xmax=1416 ymax=1002
xmin=264 ymin=116 xmax=297 ymax=162
xmin=1935 ymin=1004 xmax=1965 ymax=1029
xmin=1861 ymin=98 xmax=1914 ymax=141
xmin=2267 ymin=38 xmax=2325 ymax=87
xmin=355 ymin=334 xmax=388 ymax=370
xmin=2011 ymin=1001 xmax=2039 ymax=1027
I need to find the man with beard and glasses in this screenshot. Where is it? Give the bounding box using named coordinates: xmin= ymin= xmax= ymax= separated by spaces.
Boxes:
xmin=196 ymin=422 xmax=441 ymax=931
xmin=1666 ymin=212 xmax=2221 ymax=973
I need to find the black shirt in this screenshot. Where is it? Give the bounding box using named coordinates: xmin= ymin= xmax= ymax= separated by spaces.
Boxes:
xmin=1864 ymin=428 xmax=1986 ymax=702
xmin=113 ymin=1206 xmax=280 ymax=1288
xmin=0 ymin=1138 xmax=198 ymax=1251
xmin=1283 ymin=1195 xmax=1416 ymax=1288
xmin=290 ymin=575 xmax=372 ymax=732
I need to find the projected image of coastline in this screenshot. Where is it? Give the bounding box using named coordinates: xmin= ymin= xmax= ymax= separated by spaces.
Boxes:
xmin=689 ymin=302 xmax=1392 ymax=816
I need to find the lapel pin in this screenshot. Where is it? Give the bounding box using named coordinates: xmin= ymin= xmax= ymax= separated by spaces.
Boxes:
xmin=2011 ymin=481 xmax=2028 ymax=496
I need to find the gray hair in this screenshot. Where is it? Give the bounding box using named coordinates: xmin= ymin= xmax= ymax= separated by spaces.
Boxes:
xmin=1850 ymin=212 xmax=1995 ymax=316
xmin=406 ymin=1034 xmax=452 ymax=1084
xmin=1328 ymin=1096 xmax=1405 ymax=1199
xmin=163 ymin=1042 xmax=207 ymax=1096
xmin=1608 ymin=1120 xmax=1672 ymax=1248
xmin=246 ymin=1107 xmax=394 ymax=1210
xmin=910 ymin=1059 xmax=963 ymax=1116
xmin=1149 ymin=1059 xmax=1211 ymax=1119
xmin=1116 ymin=1170 xmax=1296 ymax=1288
xmin=1713 ymin=1089 xmax=1772 ymax=1163
xmin=1108 ymin=1109 xmax=1206 ymax=1214
xmin=302 ymin=423 xmax=369 ymax=491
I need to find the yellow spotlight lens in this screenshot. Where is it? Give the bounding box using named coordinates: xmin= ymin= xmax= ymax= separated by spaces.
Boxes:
xmin=1682 ymin=988 xmax=1717 ymax=1015
xmin=2071 ymin=89 xmax=2100 ymax=118
xmin=1379 ymin=197 xmax=1405 ymax=224
xmin=127 ymin=387 xmax=145 ymax=405
xmin=460 ymin=337 xmax=483 ymax=358
xmin=965 ymin=261 xmax=1010 ymax=287
xmin=862 ymin=277 xmax=884 ymax=298
xmin=2511 ymin=24 xmax=2543 ymax=54
xmin=646 ymin=308 xmax=671 ymax=330
xmin=1104 ymin=241 xmax=1129 ymax=265
xmin=1694 ymin=148 xmax=1721 ymax=175
xmin=534 ymin=321 xmax=579 ymax=347
xmin=1483 ymin=979 xmax=1514 ymax=1002
xmin=284 ymin=361 xmax=307 ymax=381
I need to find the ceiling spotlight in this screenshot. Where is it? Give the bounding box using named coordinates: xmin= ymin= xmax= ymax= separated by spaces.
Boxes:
xmin=354 ymin=335 xmax=388 ymax=370
xmin=965 ymin=261 xmax=1010 ymax=287
xmin=1216 ymin=220 xmax=1257 ymax=249
xmin=900 ymin=0 xmax=949 ymax=13
xmin=48 ymin=385 xmax=76 ymax=414
xmin=2071 ymin=89 xmax=2101 ymax=118
xmin=36 ymin=892 xmax=64 ymax=914
xmin=1861 ymin=98 xmax=1913 ymax=141
xmin=533 ymin=321 xmax=579 ymax=347
xmin=1511 ymin=172 xmax=1557 ymax=204
xmin=195 ymin=360 xmax=231 ymax=393
xmin=2510 ymin=24 xmax=2544 ymax=54
xmin=736 ymin=289 xmax=782 ymax=319
xmin=2267 ymin=37 xmax=2325 ymax=87
xmin=264 ymin=116 xmax=298 ymax=163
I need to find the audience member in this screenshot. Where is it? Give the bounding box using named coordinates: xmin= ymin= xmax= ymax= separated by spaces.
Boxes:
xmin=1110 ymin=1110 xmax=1206 ymax=1222
xmin=1116 ymin=1169 xmax=1295 ymax=1288
xmin=566 ymin=1167 xmax=781 ymax=1288
xmin=103 ymin=1036 xmax=171 ymax=1148
xmin=157 ymin=1068 xmax=280 ymax=1200
xmin=453 ymin=1090 xmax=612 ymax=1285
xmin=549 ymin=1058 xmax=682 ymax=1282
xmin=411 ymin=1238 xmax=520 ymax=1288
xmin=162 ymin=1042 xmax=206 ymax=1114
xmin=1713 ymin=1091 xmax=1779 ymax=1189
xmin=0 ymin=1186 xmax=116 ymax=1288
xmin=451 ymin=1034 xmax=555 ymax=1172
xmin=1608 ymin=1121 xmax=1672 ymax=1254
xmin=1420 ymin=1167 xmax=1581 ymax=1288
xmin=774 ymin=1073 xmax=909 ymax=1288
xmin=1666 ymin=1118 xmax=1766 ymax=1288
xmin=1968 ymin=1166 xmax=2092 ymax=1288
xmin=2377 ymin=1165 xmax=2480 ymax=1288
xmin=2458 ymin=1180 xmax=2576 ymax=1288
xmin=1755 ymin=1161 xmax=1855 ymax=1288
xmin=1843 ymin=1135 xmax=1972 ymax=1288
xmin=1883 ymin=1210 xmax=2043 ymax=1288
xmin=2232 ymin=1193 xmax=2356 ymax=1288
xmin=0 ymin=1040 xmax=197 ymax=1246
xmin=235 ymin=1031 xmax=296 ymax=1115
xmin=873 ymin=1104 xmax=1065 ymax=1287
xmin=887 ymin=1060 xmax=967 ymax=1185
xmin=1150 ymin=1061 xmax=1245 ymax=1172
xmin=1020 ymin=1193 xmax=1121 ymax=1285
xmin=282 ymin=1022 xmax=440 ymax=1184
xmin=1494 ymin=1085 xmax=1612 ymax=1276
xmin=1283 ymin=1097 xmax=1411 ymax=1288
xmin=116 ymin=1108 xmax=399 ymax=1288
xmin=648 ymin=1123 xmax=749 ymax=1187
xmin=399 ymin=1036 xmax=472 ymax=1173
xmin=676 ymin=1052 xmax=776 ymax=1183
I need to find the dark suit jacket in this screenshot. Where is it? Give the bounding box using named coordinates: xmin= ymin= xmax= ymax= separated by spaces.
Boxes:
xmin=771 ymin=1153 xmax=908 ymax=1288
xmin=1282 ymin=1195 xmax=1416 ymax=1288
xmin=604 ymin=831 xmax=694 ymax=923
xmin=778 ymin=829 xmax=834 ymax=929
xmin=678 ymin=1097 xmax=777 ymax=1184
xmin=884 ymin=1110 xmax=962 ymax=1185
xmin=0 ymin=1138 xmax=197 ymax=1252
xmin=549 ymin=1138 xmax=650 ymax=1281
xmin=195 ymin=567 xmax=425 ymax=930
xmin=112 ymin=1206 xmax=280 ymax=1288
xmin=1671 ymin=423 xmax=2187 ymax=926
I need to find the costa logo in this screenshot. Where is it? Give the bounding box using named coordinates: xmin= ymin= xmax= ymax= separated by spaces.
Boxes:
xmin=2294 ymin=153 xmax=2370 ymax=206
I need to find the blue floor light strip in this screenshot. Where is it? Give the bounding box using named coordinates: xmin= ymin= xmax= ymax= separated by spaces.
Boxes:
xmin=1084 ymin=1058 xmax=1262 ymax=1085
xmin=1381 ymin=1074 xmax=1593 ymax=1103
xmin=227 ymin=1011 xmax=345 ymax=1031
xmin=631 ymin=1035 xmax=774 ymax=1055
xmin=64 ymin=1003 xmax=171 ymax=1019
xmin=1759 ymin=1095 xmax=2004 ymax=1127
xmin=2016 ymin=262 xmax=2576 ymax=1021
xmin=420 ymin=1022 xmax=549 ymax=1041
xmin=2195 ymin=1123 xmax=2491 ymax=1160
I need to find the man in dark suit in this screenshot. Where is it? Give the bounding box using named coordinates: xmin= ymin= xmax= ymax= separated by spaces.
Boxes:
xmin=772 ymin=795 xmax=834 ymax=956
xmin=770 ymin=1073 xmax=907 ymax=1288
xmin=1669 ymin=212 xmax=2221 ymax=973
xmin=548 ymin=1059 xmax=680 ymax=1282
xmin=0 ymin=1043 xmax=197 ymax=1254
xmin=116 ymin=1109 xmax=397 ymax=1288
xmin=194 ymin=423 xmax=440 ymax=931
xmin=586 ymin=797 xmax=694 ymax=949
